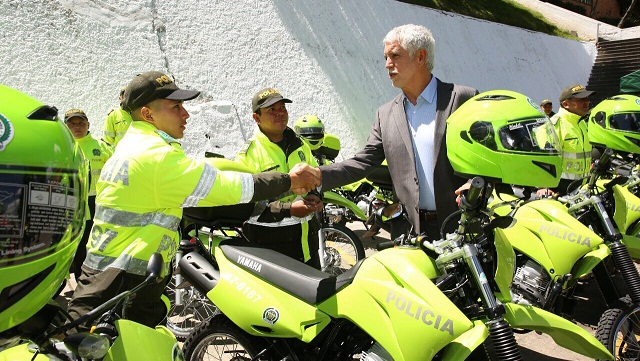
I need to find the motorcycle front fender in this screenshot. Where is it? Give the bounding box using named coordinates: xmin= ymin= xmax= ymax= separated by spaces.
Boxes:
xmin=503 ymin=303 xmax=613 ymax=360
xmin=323 ymin=191 xmax=367 ymax=221
xmin=622 ymin=232 xmax=640 ymax=260
xmin=439 ymin=320 xmax=489 ymax=361
xmin=105 ymin=320 xmax=181 ymax=361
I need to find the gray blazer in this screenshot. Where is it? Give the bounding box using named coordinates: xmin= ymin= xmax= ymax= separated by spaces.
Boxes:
xmin=321 ymin=78 xmax=478 ymax=234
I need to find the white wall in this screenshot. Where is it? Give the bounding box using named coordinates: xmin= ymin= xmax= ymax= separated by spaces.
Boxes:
xmin=0 ymin=0 xmax=596 ymax=159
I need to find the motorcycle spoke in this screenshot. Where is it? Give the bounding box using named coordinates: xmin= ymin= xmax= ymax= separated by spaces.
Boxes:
xmin=194 ymin=334 xmax=252 ymax=361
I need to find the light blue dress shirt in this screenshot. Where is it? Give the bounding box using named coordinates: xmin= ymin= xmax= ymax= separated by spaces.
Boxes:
xmin=403 ymin=76 xmax=437 ymax=211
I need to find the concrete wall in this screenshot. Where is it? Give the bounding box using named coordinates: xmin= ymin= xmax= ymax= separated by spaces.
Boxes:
xmin=0 ymin=0 xmax=596 ymax=159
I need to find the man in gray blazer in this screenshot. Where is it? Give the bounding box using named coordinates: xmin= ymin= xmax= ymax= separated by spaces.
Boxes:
xmin=320 ymin=24 xmax=478 ymax=239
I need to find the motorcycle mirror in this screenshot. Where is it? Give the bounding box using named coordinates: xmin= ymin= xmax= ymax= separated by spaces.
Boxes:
xmin=383 ymin=203 xmax=403 ymax=220
xmin=376 ymin=203 xmax=403 ymax=222
xmin=146 ymin=252 xmax=164 ymax=283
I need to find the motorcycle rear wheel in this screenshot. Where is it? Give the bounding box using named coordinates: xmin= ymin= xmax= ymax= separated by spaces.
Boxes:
xmin=595 ymin=304 xmax=640 ymax=360
xmin=183 ymin=314 xmax=270 ymax=361
xmin=165 ymin=276 xmax=218 ymax=341
xmin=321 ymin=223 xmax=366 ymax=275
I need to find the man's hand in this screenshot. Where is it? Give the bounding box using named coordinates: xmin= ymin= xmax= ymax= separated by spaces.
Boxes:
xmin=536 ymin=188 xmax=556 ymax=197
xmin=289 ymin=164 xmax=321 ymax=195
xmin=290 ymin=194 xmax=324 ymax=217
xmin=455 ymin=182 xmax=471 ymax=206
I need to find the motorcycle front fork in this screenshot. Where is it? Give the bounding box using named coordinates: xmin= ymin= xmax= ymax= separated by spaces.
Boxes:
xmin=175 ymin=249 xmax=184 ymax=306
xmin=318 ymin=228 xmax=327 ymax=271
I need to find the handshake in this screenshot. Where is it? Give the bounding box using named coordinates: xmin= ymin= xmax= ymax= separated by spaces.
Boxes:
xmin=288 ymin=163 xmax=322 ymax=195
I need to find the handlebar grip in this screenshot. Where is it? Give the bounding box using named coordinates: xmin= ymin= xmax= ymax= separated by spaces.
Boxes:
xmin=466 ymin=177 xmax=485 ymax=206
xmin=376 ymin=240 xmax=396 ymax=251
xmin=589 ymin=148 xmax=614 ymax=188
xmin=596 ymin=148 xmax=614 ymax=172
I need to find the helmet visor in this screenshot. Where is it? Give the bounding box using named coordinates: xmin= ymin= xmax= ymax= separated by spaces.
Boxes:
xmin=609 ymin=112 xmax=640 ymax=132
xmin=296 ymin=127 xmax=324 ymax=137
xmin=498 ymin=118 xmax=560 ymax=154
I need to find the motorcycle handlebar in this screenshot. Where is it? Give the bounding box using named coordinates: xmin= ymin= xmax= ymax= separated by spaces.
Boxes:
xmin=461 ymin=177 xmax=485 ymax=210
xmin=588 ymin=148 xmax=614 ymax=188
xmin=376 ymin=240 xmax=396 ymax=251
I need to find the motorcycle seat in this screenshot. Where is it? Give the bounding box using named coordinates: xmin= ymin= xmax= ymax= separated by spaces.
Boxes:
xmin=220 ymin=241 xmax=363 ymax=304
xmin=183 ymin=203 xmax=255 ymax=224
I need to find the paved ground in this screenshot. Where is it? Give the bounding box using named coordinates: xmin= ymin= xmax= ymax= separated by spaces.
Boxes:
xmin=348 ymin=222 xmax=598 ymax=361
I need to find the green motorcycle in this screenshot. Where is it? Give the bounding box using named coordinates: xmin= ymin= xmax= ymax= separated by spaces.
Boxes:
xmin=175 ymin=90 xmax=613 ymax=360
xmin=0 ymin=254 xmax=182 ymax=361
xmin=177 ymin=177 xmax=611 ymax=360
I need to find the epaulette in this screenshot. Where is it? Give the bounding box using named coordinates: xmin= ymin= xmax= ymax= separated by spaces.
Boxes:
xmin=155 ymin=129 xmax=180 ymax=145
xmin=237 ymin=139 xmax=254 ymax=155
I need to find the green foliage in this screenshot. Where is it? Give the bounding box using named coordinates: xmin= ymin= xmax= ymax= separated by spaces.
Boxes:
xmin=397 ymin=0 xmax=583 ymax=39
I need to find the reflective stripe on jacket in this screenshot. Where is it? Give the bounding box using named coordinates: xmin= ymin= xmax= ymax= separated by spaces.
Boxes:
xmin=551 ymin=108 xmax=592 ymax=181
xmin=84 ymin=121 xmax=254 ymax=276
xmin=235 ymin=126 xmax=318 ymax=261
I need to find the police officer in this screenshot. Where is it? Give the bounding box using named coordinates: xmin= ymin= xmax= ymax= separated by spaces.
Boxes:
xmin=63 ymin=108 xmax=113 ymax=280
xmin=102 ymin=88 xmax=133 ymax=147
xmin=67 ymin=72 xmax=320 ymax=328
xmin=235 ymin=88 xmax=323 ymax=268
xmin=550 ymin=84 xmax=594 ymax=195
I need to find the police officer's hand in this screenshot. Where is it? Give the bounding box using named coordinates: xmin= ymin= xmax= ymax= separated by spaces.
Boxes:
xmin=290 ymin=196 xmax=324 ymax=217
xmin=289 ymin=164 xmax=321 ymax=195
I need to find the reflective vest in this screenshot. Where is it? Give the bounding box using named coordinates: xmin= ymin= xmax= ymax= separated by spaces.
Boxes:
xmin=235 ymin=127 xmax=318 ymax=261
xmin=84 ymin=121 xmax=255 ymax=276
xmin=103 ymin=107 xmax=133 ymax=147
xmin=76 ymin=133 xmax=113 ymax=196
xmin=235 ymin=127 xmax=318 ymax=202
xmin=551 ymin=108 xmax=592 ymax=180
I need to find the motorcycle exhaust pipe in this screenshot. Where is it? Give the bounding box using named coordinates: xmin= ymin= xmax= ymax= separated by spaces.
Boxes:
xmin=178 ymin=252 xmax=220 ymax=295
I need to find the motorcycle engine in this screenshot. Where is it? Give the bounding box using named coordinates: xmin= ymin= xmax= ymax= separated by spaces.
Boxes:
xmin=510 ymin=259 xmax=551 ymax=307
xmin=361 ymin=342 xmax=392 ymax=361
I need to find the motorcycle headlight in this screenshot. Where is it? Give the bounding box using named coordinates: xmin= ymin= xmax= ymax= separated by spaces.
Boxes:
xmin=64 ymin=332 xmax=110 ymax=359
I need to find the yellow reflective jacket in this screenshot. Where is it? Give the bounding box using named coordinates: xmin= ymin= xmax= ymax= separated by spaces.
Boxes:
xmin=102 ymin=107 xmax=133 ymax=147
xmin=551 ymin=108 xmax=592 ymax=180
xmin=76 ymin=133 xmax=113 ymax=196
xmin=235 ymin=127 xmax=318 ymax=202
xmin=85 ymin=121 xmax=255 ymax=276
xmin=234 ymin=126 xmax=318 ymax=261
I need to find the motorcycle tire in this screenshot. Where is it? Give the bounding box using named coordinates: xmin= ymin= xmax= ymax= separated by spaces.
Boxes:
xmin=165 ymin=275 xmax=218 ymax=341
xmin=321 ymin=223 xmax=366 ymax=276
xmin=595 ymin=302 xmax=640 ymax=360
xmin=183 ymin=313 xmax=270 ymax=361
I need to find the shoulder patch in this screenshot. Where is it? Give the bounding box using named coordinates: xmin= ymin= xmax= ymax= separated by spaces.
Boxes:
xmin=238 ymin=139 xmax=254 ymax=155
xmin=154 ymin=129 xmax=180 ymax=145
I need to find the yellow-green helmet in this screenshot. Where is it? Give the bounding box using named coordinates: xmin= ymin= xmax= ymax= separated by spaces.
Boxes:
xmin=589 ymin=94 xmax=640 ymax=154
xmin=0 ymin=86 xmax=87 ymax=336
xmin=446 ymin=90 xmax=562 ymax=188
xmin=293 ymin=114 xmax=325 ymax=150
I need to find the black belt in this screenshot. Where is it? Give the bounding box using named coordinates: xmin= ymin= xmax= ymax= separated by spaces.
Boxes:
xmin=419 ymin=210 xmax=438 ymax=222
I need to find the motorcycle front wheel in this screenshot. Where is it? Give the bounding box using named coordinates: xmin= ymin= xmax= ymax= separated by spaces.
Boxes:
xmin=595 ymin=304 xmax=640 ymax=360
xmin=183 ymin=314 xmax=270 ymax=361
xmin=321 ymin=223 xmax=366 ymax=276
